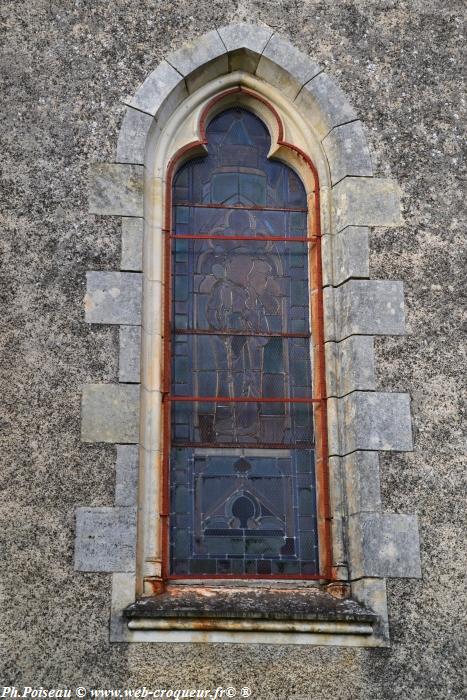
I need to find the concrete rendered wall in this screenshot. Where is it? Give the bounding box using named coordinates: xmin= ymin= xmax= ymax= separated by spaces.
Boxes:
xmin=1 ymin=1 xmax=464 ymax=698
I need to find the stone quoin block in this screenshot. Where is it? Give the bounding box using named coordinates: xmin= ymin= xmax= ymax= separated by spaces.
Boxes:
xmin=322 ymin=121 xmax=373 ymax=185
xmin=128 ymin=60 xmax=188 ymax=118
xmin=342 ymin=451 xmax=382 ymax=515
xmin=116 ymin=107 xmax=154 ymax=164
xmin=115 ymin=445 xmax=139 ymax=506
xmin=110 ymin=573 xmax=136 ymax=642
xmin=81 ymin=384 xmax=140 ymax=443
xmin=352 ymin=578 xmax=389 ymax=644
xmin=121 ymin=217 xmax=144 ymax=271
xmin=333 ymin=177 xmax=402 ymax=231
xmin=256 ymin=33 xmax=322 ymax=100
xmin=89 ymin=163 xmax=144 ymax=217
xmin=326 ymin=455 xmax=347 ymax=577
xmin=327 ymin=391 xmax=413 ymax=456
xmin=217 ymin=23 xmax=273 ymax=72
xmin=348 ymin=513 xmax=422 ymax=579
xmin=85 ymin=271 xmax=142 ymax=325
xmin=295 ymin=72 xmax=358 ymax=141
xmin=323 ymin=279 xmax=406 ymax=342
xmin=142 ymin=279 xmax=163 ymax=336
xmin=325 ymin=335 xmax=376 ymax=397
xmin=119 ymin=325 xmax=141 ymax=383
xmin=74 ymin=507 xmax=137 ymax=572
xmin=322 ymin=226 xmax=370 ymax=287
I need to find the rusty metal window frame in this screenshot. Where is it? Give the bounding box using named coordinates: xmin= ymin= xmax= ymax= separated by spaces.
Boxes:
xmin=160 ymin=89 xmax=333 ymax=584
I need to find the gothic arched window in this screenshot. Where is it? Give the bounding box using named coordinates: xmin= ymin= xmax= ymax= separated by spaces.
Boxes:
xmin=164 ymin=108 xmax=326 ymax=579
xmin=80 ymin=25 xmax=421 ymax=647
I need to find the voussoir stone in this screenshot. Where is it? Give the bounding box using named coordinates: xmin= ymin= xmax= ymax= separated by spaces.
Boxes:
xmin=85 ymin=271 xmax=142 ymax=325
xmin=295 ymin=72 xmax=357 ymax=141
xmin=89 ymin=163 xmax=144 ymax=216
xmin=129 ymin=60 xmax=187 ymax=118
xmin=217 ymin=23 xmax=273 ymax=73
xmin=322 ymin=121 xmax=373 ymax=185
xmin=166 ymin=30 xmax=228 ymax=93
xmin=167 ymin=29 xmax=227 ymax=76
xmin=348 ymin=512 xmax=421 ymax=579
xmin=256 ymin=34 xmax=321 ymax=100
xmin=81 ymin=384 xmax=140 ymax=443
xmin=74 ymin=506 xmax=137 ymax=572
xmin=218 ymin=23 xmax=273 ymax=54
xmin=116 ymin=107 xmax=154 ymax=165
xmin=333 ymin=177 xmax=402 ymax=231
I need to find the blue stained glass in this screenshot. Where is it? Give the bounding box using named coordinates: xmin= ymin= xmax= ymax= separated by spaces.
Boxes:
xmin=169 ymin=108 xmax=318 ymax=576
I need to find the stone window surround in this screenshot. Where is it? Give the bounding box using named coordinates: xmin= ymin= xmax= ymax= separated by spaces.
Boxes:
xmin=77 ymin=23 xmax=421 ymax=647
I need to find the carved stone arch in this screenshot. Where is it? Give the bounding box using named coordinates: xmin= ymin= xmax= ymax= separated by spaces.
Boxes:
xmin=78 ymin=23 xmax=421 ymax=647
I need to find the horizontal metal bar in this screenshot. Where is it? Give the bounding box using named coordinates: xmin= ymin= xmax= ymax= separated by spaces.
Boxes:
xmin=170 ymin=233 xmax=317 ymax=242
xmin=165 ymin=573 xmax=324 ymax=581
xmin=173 ymin=328 xmax=310 ymax=338
xmin=168 ymin=395 xmax=323 ymax=403
xmin=173 ymin=202 xmax=308 ymax=213
xmin=172 ymin=442 xmax=314 ymax=449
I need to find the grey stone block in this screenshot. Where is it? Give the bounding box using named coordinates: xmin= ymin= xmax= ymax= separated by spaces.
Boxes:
xmin=352 ymin=578 xmax=389 ymax=644
xmin=119 ymin=325 xmax=141 ymax=383
xmin=322 ymin=121 xmax=373 ymax=185
xmin=74 ymin=506 xmax=137 ymax=572
xmin=322 ymin=226 xmax=370 ymax=287
xmin=129 ymin=60 xmax=187 ymax=118
xmin=325 ymin=335 xmax=376 ymax=398
xmin=328 ymin=391 xmax=413 ymax=455
xmin=327 ymin=456 xmax=348 ymax=578
xmin=343 ymin=451 xmax=382 ymax=515
xmin=295 ymin=72 xmax=357 ymax=141
xmin=168 ymin=29 xmax=226 ymax=75
xmin=116 ymin=107 xmax=154 ymax=164
xmin=323 ymin=279 xmax=405 ymax=342
xmin=121 ymin=217 xmax=143 ymax=271
xmin=115 ymin=444 xmax=139 ymax=506
xmin=81 ymin=384 xmax=140 ymax=443
xmin=256 ymin=34 xmax=321 ymax=100
xmin=217 ymin=23 xmax=273 ymax=72
xmin=89 ymin=163 xmax=144 ymax=217
xmin=348 ymin=512 xmax=421 ymax=579
xmin=110 ymin=573 xmax=136 ymax=641
xmin=333 ymin=177 xmax=402 ymax=232
xmin=166 ymin=30 xmax=228 ymax=92
xmin=218 ymin=23 xmax=273 ymax=53
xmin=85 ymin=271 xmax=142 ymax=325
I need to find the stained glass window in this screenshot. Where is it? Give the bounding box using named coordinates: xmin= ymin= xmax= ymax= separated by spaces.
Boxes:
xmin=168 ymin=108 xmax=319 ymax=576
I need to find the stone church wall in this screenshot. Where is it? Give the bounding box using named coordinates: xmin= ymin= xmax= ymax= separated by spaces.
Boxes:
xmin=1 ymin=1 xmax=464 ymax=698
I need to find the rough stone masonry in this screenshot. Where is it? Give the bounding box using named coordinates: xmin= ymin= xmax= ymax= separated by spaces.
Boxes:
xmin=0 ymin=1 xmax=465 ymax=698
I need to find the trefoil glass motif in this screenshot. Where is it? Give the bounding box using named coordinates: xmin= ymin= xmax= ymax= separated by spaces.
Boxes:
xmin=169 ymin=108 xmax=319 ymax=576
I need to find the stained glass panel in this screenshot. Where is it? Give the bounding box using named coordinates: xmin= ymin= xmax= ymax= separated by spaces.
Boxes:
xmin=169 ymin=108 xmax=318 ymax=576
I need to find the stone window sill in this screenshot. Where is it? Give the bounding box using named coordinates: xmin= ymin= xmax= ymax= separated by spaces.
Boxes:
xmin=124 ymin=584 xmax=378 ymax=635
